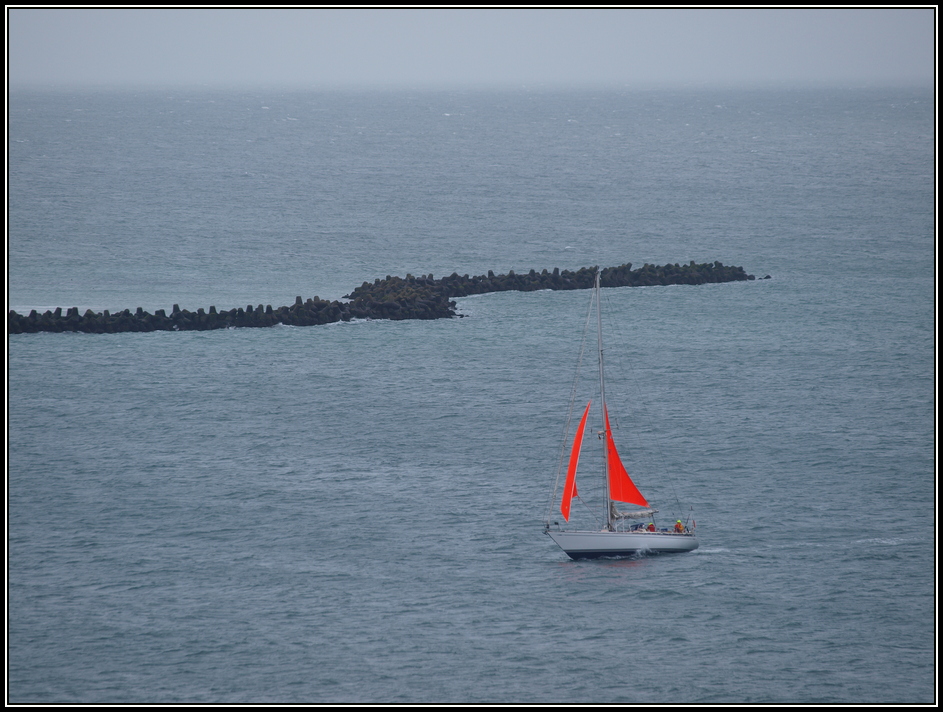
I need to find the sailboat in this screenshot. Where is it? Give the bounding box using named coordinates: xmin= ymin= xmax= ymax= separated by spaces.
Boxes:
xmin=544 ymin=269 xmax=698 ymax=559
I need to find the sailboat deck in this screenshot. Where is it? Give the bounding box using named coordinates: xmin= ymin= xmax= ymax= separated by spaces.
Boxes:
xmin=546 ymin=529 xmax=699 ymax=559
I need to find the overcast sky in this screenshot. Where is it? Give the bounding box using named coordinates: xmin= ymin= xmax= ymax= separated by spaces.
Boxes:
xmin=7 ymin=7 xmax=936 ymax=89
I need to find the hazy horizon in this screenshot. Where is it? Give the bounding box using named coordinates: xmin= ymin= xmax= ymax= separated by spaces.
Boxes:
xmin=7 ymin=8 xmax=936 ymax=91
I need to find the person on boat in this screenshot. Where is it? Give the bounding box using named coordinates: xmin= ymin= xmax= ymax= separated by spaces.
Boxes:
xmin=647 ymin=522 xmax=656 ymax=532
xmin=674 ymin=520 xmax=685 ymax=533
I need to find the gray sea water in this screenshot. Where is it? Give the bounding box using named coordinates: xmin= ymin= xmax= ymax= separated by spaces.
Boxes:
xmin=8 ymin=87 xmax=935 ymax=703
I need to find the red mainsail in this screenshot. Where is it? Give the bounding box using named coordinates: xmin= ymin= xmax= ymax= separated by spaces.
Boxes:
xmin=604 ymin=406 xmax=649 ymax=507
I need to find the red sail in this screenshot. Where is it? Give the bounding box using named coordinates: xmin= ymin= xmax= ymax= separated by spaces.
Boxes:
xmin=604 ymin=406 xmax=649 ymax=507
xmin=560 ymin=401 xmax=591 ymax=521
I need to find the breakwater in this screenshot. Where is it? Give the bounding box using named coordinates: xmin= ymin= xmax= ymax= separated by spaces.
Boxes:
xmin=8 ymin=261 xmax=758 ymax=334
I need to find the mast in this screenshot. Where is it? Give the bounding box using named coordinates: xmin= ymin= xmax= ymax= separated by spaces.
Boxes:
xmin=595 ymin=269 xmax=612 ymax=530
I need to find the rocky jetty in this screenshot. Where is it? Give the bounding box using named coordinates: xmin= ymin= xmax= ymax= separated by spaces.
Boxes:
xmin=9 ymin=261 xmax=756 ymax=335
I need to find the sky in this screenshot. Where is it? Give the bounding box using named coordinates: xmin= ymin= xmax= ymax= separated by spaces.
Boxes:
xmin=6 ymin=7 xmax=936 ymax=89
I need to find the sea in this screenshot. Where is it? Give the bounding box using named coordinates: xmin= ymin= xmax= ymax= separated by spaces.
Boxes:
xmin=7 ymin=86 xmax=935 ymax=704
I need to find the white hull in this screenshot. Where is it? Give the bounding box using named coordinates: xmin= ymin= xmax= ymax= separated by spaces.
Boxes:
xmin=547 ymin=529 xmax=698 ymax=559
